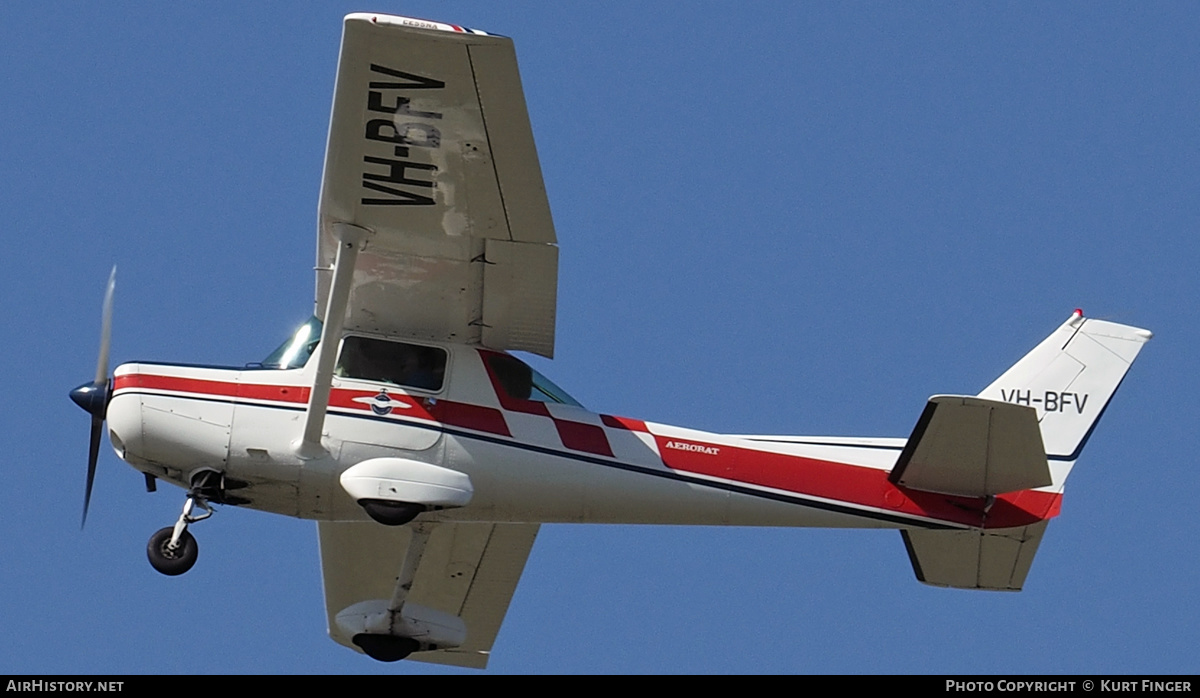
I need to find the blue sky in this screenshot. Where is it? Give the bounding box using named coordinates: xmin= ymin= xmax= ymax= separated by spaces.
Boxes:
xmin=2 ymin=2 xmax=1197 ymax=674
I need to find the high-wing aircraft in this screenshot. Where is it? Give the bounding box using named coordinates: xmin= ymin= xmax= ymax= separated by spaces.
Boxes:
xmin=69 ymin=13 xmax=1152 ymax=668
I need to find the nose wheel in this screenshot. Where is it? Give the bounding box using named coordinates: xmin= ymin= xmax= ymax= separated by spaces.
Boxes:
xmin=147 ymin=485 xmax=214 ymax=576
xmin=147 ymin=526 xmax=198 ymax=576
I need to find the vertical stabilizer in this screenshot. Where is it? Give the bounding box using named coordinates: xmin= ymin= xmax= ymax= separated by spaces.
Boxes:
xmin=976 ymin=311 xmax=1151 ymax=483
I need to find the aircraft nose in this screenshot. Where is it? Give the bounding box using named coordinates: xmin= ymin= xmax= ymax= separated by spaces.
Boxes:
xmin=106 ymin=390 xmax=144 ymax=462
xmin=69 ymin=380 xmax=110 ymax=420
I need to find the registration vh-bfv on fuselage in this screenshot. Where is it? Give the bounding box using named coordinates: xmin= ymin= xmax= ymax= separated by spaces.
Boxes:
xmin=68 ymin=13 xmax=1152 ymax=668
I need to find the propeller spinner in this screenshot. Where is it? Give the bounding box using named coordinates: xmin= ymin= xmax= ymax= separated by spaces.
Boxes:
xmin=69 ymin=267 xmax=115 ymax=528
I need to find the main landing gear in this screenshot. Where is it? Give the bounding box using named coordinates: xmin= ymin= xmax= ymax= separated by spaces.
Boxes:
xmin=359 ymin=499 xmax=424 ymax=527
xmin=146 ymin=471 xmax=219 ymax=576
xmin=352 ymin=634 xmax=421 ymax=662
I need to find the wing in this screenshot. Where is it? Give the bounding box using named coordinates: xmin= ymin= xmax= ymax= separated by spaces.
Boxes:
xmin=316 ymin=14 xmax=557 ymax=357
xmin=317 ymin=520 xmax=539 ymax=669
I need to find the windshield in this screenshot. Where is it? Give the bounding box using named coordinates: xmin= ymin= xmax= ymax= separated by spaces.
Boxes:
xmin=261 ymin=316 xmax=322 ymax=369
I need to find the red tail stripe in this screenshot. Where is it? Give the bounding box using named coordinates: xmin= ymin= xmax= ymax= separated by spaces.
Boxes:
xmin=654 ymin=436 xmax=1060 ymax=528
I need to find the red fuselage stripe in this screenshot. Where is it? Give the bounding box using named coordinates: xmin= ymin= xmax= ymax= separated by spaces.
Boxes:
xmin=601 ymin=414 xmax=649 ymax=432
xmin=114 ymin=374 xmax=511 ymax=436
xmin=113 ymin=373 xmax=1061 ymax=528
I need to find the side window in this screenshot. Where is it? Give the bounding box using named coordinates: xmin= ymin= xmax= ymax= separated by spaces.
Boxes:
xmin=484 ymin=353 xmax=584 ymax=407
xmin=336 ymin=337 xmax=446 ymax=392
xmin=487 ymin=353 xmax=534 ymax=400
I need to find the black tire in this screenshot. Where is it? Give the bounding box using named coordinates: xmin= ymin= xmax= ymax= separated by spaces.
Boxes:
xmin=352 ymin=634 xmax=420 ymax=662
xmin=359 ymin=499 xmax=423 ymax=526
xmin=147 ymin=526 xmax=198 ymax=576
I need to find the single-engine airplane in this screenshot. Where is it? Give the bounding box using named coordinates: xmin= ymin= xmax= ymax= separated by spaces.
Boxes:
xmin=70 ymin=13 xmax=1152 ymax=668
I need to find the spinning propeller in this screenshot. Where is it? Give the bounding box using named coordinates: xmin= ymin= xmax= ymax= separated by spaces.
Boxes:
xmin=69 ymin=267 xmax=116 ymax=528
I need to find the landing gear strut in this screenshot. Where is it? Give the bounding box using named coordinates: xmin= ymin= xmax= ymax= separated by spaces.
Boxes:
xmin=146 ymin=472 xmax=218 ymax=576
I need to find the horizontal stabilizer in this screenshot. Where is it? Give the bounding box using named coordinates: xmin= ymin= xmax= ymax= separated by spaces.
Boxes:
xmin=890 ymin=395 xmax=1051 ymax=497
xmin=901 ymin=521 xmax=1048 ymax=591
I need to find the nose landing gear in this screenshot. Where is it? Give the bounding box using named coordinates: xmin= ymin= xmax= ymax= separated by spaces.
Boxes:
xmin=147 ymin=524 xmax=199 ymax=576
xmin=146 ymin=471 xmax=219 ymax=576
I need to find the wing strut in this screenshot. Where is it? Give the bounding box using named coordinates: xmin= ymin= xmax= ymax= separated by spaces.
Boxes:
xmin=298 ymin=223 xmax=369 ymax=455
xmin=389 ymin=523 xmax=431 ymax=613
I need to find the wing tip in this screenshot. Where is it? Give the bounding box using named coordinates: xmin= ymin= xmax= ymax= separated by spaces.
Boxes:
xmin=344 ymin=12 xmax=496 ymax=37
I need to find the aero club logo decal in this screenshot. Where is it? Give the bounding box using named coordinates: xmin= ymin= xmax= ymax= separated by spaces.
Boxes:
xmin=353 ymin=390 xmax=411 ymax=416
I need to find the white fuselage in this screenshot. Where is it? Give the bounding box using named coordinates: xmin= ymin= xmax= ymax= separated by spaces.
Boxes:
xmin=105 ymin=339 xmax=1059 ymax=532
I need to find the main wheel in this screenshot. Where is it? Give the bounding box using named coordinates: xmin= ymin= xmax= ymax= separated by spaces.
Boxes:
xmin=352 ymin=634 xmax=420 ymax=662
xmin=147 ymin=526 xmax=198 ymax=576
xmin=359 ymin=499 xmax=423 ymax=526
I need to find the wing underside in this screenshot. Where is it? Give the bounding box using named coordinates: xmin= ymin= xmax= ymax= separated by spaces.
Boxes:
xmin=318 ymin=520 xmax=539 ymax=669
xmin=316 ymin=14 xmax=557 ymax=357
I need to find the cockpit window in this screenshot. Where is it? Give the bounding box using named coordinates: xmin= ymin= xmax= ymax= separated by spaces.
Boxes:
xmin=261 ymin=316 xmax=322 ymax=369
xmin=485 ymin=353 xmax=584 ymax=407
xmin=336 ymin=336 xmax=446 ymax=392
